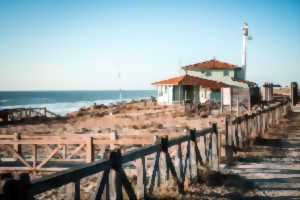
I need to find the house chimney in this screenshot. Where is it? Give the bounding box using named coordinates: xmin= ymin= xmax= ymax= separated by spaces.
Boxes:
xmin=242 ymin=23 xmax=248 ymax=80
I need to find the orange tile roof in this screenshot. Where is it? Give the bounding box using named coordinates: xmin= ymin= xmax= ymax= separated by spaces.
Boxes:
xmin=231 ymin=77 xmax=257 ymax=86
xmin=152 ymin=75 xmax=229 ymax=90
xmin=182 ymin=59 xmax=241 ymax=70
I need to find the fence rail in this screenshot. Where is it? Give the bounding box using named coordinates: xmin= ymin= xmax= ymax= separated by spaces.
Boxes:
xmin=0 ymin=107 xmax=59 ymax=123
xmin=0 ymin=98 xmax=290 ymax=200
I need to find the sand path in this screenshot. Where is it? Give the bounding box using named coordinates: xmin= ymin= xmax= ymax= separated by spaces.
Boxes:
xmin=222 ymin=112 xmax=300 ymax=199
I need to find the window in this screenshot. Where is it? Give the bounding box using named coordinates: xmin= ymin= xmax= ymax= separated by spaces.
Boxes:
xmin=205 ymin=71 xmax=212 ymax=77
xmin=224 ymin=70 xmax=229 ymax=76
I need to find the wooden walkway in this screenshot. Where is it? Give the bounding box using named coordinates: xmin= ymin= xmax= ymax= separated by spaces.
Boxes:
xmin=223 ymin=111 xmax=300 ymax=199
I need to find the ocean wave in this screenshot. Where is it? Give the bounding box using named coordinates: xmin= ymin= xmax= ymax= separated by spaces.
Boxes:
xmin=0 ymin=99 xmax=9 ymax=103
xmin=0 ymin=96 xmax=151 ymax=116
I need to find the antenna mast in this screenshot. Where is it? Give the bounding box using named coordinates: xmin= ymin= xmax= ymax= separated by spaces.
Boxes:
xmin=118 ymin=72 xmax=122 ymax=101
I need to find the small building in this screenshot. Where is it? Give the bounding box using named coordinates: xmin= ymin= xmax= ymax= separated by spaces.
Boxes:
xmin=152 ymin=74 xmax=229 ymax=104
xmin=151 ymin=24 xmax=257 ymax=105
xmin=182 ymin=59 xmax=256 ymax=88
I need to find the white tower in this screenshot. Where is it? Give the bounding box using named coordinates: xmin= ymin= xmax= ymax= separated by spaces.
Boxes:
xmin=242 ymin=23 xmax=248 ymax=80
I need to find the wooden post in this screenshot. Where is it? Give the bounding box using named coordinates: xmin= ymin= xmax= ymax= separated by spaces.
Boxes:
xmin=66 ymin=180 xmax=80 ymax=200
xmin=85 ymin=137 xmax=94 ymax=163
xmin=14 ymin=133 xmax=22 ymax=161
xmin=174 ymin=142 xmax=183 ymax=183
xmin=108 ymin=150 xmax=123 ymax=200
xmin=159 ymin=136 xmax=168 ymax=184
xmin=225 ymin=116 xmax=233 ymax=160
xmin=63 ymin=145 xmax=67 ymax=160
xmin=220 ymin=88 xmax=223 ymax=113
xmin=110 ymin=131 xmax=118 ymax=150
xmin=211 ymin=123 xmax=219 ymax=170
xmin=32 ymin=144 xmax=37 ymax=169
xmin=237 ymin=96 xmax=240 ymax=116
xmin=189 ymin=130 xmax=198 ymax=182
xmin=136 ymin=156 xmax=146 ymax=199
xmin=198 ymin=135 xmax=206 ymax=164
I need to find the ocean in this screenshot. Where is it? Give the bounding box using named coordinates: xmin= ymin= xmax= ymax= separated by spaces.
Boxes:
xmin=0 ymin=90 xmax=156 ymax=115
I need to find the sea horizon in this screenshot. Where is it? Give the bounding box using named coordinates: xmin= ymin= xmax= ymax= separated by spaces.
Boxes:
xmin=0 ymin=90 xmax=156 ymax=115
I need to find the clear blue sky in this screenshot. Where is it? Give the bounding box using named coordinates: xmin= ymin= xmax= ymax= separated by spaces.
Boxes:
xmin=0 ymin=0 xmax=299 ymax=90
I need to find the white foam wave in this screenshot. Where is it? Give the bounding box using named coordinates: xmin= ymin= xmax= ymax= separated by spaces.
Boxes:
xmin=0 ymin=96 xmax=151 ymax=116
xmin=0 ymin=99 xmax=9 ymax=103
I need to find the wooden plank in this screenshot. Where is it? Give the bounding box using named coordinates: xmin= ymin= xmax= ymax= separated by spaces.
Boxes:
xmin=32 ymin=144 xmax=37 ymax=169
xmin=174 ymin=143 xmax=183 ymax=183
xmin=5 ymin=145 xmax=32 ymax=169
xmin=189 ymin=131 xmax=199 ymax=181
xmin=93 ymin=169 xmax=109 ymax=200
xmin=85 ymin=137 xmax=94 ymax=163
xmin=14 ymin=133 xmax=22 ymax=161
xmin=165 ymin=152 xmax=184 ymax=193
xmin=118 ymin=168 xmax=137 ymax=200
xmin=148 ymin=151 xmax=160 ymax=195
xmin=136 ymin=156 xmax=146 ymax=199
xmin=68 ymin=144 xmax=85 ymax=159
xmin=211 ymin=124 xmax=219 ymax=171
xmin=66 ymin=180 xmax=80 ymax=200
xmin=37 ymin=145 xmax=62 ymax=169
xmin=199 ymin=136 xmax=207 ymax=164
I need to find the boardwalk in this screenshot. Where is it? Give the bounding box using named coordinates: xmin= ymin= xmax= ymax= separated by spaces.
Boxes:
xmin=223 ymin=111 xmax=300 ymax=199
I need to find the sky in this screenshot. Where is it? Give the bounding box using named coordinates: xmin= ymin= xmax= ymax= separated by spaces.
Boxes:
xmin=0 ymin=0 xmax=299 ymax=90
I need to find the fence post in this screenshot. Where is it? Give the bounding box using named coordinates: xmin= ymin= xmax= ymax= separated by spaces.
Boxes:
xmin=85 ymin=137 xmax=94 ymax=163
xmin=14 ymin=133 xmax=22 ymax=161
xmin=66 ymin=180 xmax=80 ymax=200
xmin=159 ymin=136 xmax=168 ymax=184
xmin=108 ymin=150 xmax=123 ymax=200
xmin=225 ymin=115 xmax=233 ymax=161
xmin=136 ymin=156 xmax=146 ymax=199
xmin=174 ymin=142 xmax=183 ymax=183
xmin=189 ymin=129 xmax=198 ymax=182
xmin=211 ymin=123 xmax=219 ymax=170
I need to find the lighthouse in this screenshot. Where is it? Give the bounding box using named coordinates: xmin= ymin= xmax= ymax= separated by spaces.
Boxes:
xmin=242 ymin=23 xmax=248 ymax=80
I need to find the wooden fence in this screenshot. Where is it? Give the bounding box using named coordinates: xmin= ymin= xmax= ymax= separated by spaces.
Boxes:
xmin=224 ymin=98 xmax=289 ymax=160
xmin=0 ymin=125 xmax=219 ymax=200
xmin=291 ymin=82 xmax=298 ymax=106
xmin=0 ymin=98 xmax=290 ymax=200
xmin=0 ymin=107 xmax=59 ymax=123
xmin=0 ymin=132 xmax=189 ymax=172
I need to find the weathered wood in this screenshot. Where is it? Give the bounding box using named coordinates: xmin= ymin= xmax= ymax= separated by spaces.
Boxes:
xmin=159 ymin=137 xmax=168 ymax=184
xmin=136 ymin=156 xmax=146 ymax=199
xmin=174 ymin=143 xmax=183 ymax=183
xmin=93 ymin=169 xmax=109 ymax=200
xmin=32 ymin=144 xmax=37 ymax=169
xmin=66 ymin=180 xmax=80 ymax=200
xmin=37 ymin=145 xmax=62 ymax=169
xmin=5 ymin=144 xmax=32 ymax=169
xmin=199 ymin=135 xmax=207 ymax=164
xmin=189 ymin=130 xmax=198 ymax=181
xmin=211 ymin=124 xmax=219 ymax=170
xmin=86 ymin=137 xmax=94 ymax=163
xmin=14 ymin=133 xmax=22 ymax=161
xmin=68 ymin=144 xmax=85 ymax=159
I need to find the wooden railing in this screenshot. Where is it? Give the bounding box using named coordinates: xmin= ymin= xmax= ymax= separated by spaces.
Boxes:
xmin=291 ymin=82 xmax=298 ymax=106
xmin=0 ymin=125 xmax=219 ymax=200
xmin=0 ymin=98 xmax=290 ymax=200
xmin=0 ymin=107 xmax=59 ymax=122
xmin=224 ymin=98 xmax=290 ymax=160
xmin=0 ymin=132 xmax=190 ymax=172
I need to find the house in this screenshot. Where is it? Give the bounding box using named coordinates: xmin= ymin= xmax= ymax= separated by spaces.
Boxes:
xmin=151 ymin=59 xmax=257 ymax=105
xmin=151 ymin=23 xmax=257 ymax=105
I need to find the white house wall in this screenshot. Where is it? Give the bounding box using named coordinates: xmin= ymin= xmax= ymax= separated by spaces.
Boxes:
xmin=157 ymin=85 xmax=174 ymax=104
xmin=186 ymin=68 xmax=249 ymax=88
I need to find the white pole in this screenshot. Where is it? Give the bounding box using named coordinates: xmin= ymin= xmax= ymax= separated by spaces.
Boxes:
xmin=242 ymin=23 xmax=248 ymax=80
